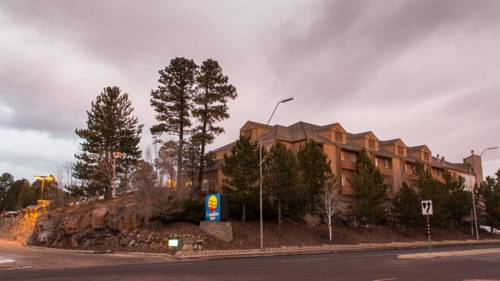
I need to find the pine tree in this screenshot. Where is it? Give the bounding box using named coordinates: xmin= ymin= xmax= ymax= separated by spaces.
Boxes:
xmin=442 ymin=171 xmax=471 ymax=227
xmin=476 ymin=173 xmax=500 ymax=231
xmin=0 ymin=172 xmax=14 ymax=211
xmin=183 ymin=137 xmax=201 ymax=187
xmin=74 ymin=86 xmax=143 ymax=199
xmin=350 ymin=149 xmax=387 ymax=225
xmin=222 ymin=135 xmax=259 ymax=222
xmin=414 ymin=162 xmax=448 ymax=226
xmin=193 ymin=59 xmax=237 ymax=190
xmin=151 ymin=57 xmax=198 ymax=189
xmin=391 ymin=182 xmax=420 ymax=229
xmin=154 ymin=140 xmax=178 ymax=187
xmin=297 ymin=140 xmax=332 ymax=213
xmin=264 ymin=142 xmax=305 ymax=232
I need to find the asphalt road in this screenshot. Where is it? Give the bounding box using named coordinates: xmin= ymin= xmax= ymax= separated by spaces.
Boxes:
xmin=2 ymin=243 xmax=500 ymax=281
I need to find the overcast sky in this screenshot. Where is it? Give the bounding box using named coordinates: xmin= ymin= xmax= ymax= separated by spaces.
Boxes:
xmin=1 ymin=0 xmax=499 ymax=182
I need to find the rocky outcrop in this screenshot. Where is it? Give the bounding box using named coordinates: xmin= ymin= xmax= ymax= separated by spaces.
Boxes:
xmin=28 ymin=200 xmax=205 ymax=253
xmin=0 ymin=206 xmax=42 ymax=242
xmin=199 ymin=221 xmax=233 ymax=242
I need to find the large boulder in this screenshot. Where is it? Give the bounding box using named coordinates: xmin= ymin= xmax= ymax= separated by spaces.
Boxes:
xmin=303 ymin=214 xmax=321 ymax=228
xmin=63 ymin=213 xmax=83 ymax=235
xmin=199 ymin=221 xmax=233 ymax=242
xmin=91 ymin=207 xmax=109 ymax=229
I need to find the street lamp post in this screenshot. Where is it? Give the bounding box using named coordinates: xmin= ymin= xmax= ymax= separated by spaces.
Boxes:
xmin=259 ymin=97 xmax=293 ymax=251
xmin=34 ymin=175 xmax=55 ymax=205
xmin=469 ymin=146 xmax=498 ymax=240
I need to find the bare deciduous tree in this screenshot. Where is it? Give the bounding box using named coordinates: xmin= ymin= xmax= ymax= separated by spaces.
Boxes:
xmin=319 ymin=176 xmax=338 ymax=242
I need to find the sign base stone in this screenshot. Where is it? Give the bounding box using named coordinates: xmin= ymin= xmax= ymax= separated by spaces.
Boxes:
xmin=199 ymin=221 xmax=233 ymax=242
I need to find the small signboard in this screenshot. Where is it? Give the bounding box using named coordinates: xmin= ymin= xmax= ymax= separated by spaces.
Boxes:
xmin=205 ymin=193 xmax=221 ymax=221
xmin=421 ymin=200 xmax=433 ymax=215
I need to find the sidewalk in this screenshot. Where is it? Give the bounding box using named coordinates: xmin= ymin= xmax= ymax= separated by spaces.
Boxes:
xmin=175 ymin=239 xmax=500 ymax=259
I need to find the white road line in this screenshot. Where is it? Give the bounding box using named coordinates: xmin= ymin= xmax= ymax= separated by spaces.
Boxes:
xmin=0 ymin=258 xmax=15 ymax=264
xmin=372 ymin=278 xmax=397 ymax=281
xmin=280 ymin=257 xmax=331 ymax=263
xmin=463 ymin=279 xmax=500 ymax=281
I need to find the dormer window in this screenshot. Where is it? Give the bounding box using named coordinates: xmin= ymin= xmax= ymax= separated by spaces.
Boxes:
xmin=368 ymin=139 xmax=376 ymax=149
xmin=335 ymin=131 xmax=343 ymax=142
xmin=397 ymin=146 xmax=404 ymax=155
xmin=423 ymin=152 xmax=430 ymax=161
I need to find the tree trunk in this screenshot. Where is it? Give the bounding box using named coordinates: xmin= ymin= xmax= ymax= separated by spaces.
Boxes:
xmin=241 ymin=202 xmax=246 ymax=223
xmin=177 ymin=124 xmax=184 ymax=189
xmin=197 ymin=103 xmax=209 ymax=191
xmin=278 ymin=199 xmax=282 ymax=234
xmin=328 ymin=215 xmax=333 ymax=241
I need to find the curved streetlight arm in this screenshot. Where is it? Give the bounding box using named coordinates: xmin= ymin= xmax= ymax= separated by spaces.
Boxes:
xmin=480 ymin=146 xmax=498 ymax=157
xmin=265 ymin=97 xmax=294 ymax=126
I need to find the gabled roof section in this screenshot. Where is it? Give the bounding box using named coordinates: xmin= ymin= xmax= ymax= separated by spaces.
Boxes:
xmin=260 ymin=122 xmax=326 ymax=143
xmin=314 ymin=122 xmax=346 ymax=133
xmin=347 ymin=131 xmax=379 ymax=141
xmin=379 ymin=138 xmax=407 ymax=147
xmin=212 ymin=141 xmax=236 ymax=153
xmin=408 ymin=145 xmax=431 ymax=153
xmin=240 ymin=120 xmax=271 ymax=131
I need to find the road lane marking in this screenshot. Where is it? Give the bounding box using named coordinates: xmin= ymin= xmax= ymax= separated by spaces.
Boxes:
xmin=280 ymin=257 xmax=331 ymax=263
xmin=0 ymin=257 xmax=15 ymax=264
xmin=463 ymin=279 xmax=500 ymax=281
xmin=0 ymin=265 xmax=32 ymax=271
xmin=372 ymin=278 xmax=397 ymax=281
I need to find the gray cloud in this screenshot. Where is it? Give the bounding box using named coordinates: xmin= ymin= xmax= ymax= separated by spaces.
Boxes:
xmin=0 ymin=0 xmax=499 ymax=179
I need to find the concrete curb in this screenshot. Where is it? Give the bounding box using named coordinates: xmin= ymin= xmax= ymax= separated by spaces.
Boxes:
xmin=18 ymin=239 xmax=500 ymax=261
xmin=174 ymin=239 xmax=500 ymax=260
xmin=398 ymin=248 xmax=500 ymax=260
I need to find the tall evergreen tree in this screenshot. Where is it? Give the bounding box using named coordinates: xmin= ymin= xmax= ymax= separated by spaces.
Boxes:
xmin=414 ymin=162 xmax=448 ymax=226
xmin=222 ymin=135 xmax=259 ymax=222
xmin=442 ymin=171 xmax=471 ymax=227
xmin=391 ymin=182 xmax=421 ymax=229
xmin=193 ymin=59 xmax=237 ymax=190
xmin=74 ymin=86 xmax=143 ymax=199
xmin=476 ymin=173 xmax=500 ymax=231
xmin=183 ymin=137 xmax=201 ymax=187
xmin=0 ymin=172 xmax=14 ymax=211
xmin=297 ymin=140 xmax=332 ymax=213
xmin=150 ymin=57 xmax=198 ymax=188
xmin=350 ymin=149 xmax=387 ymax=225
xmin=264 ymin=142 xmax=305 ymax=232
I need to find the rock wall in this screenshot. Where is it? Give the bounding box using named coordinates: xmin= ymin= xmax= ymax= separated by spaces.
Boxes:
xmin=0 ymin=206 xmax=42 ymax=242
xmin=29 ymin=200 xmax=206 ymax=252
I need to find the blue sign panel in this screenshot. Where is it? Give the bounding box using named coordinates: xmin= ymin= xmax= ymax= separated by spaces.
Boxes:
xmin=205 ymin=193 xmax=221 ymax=221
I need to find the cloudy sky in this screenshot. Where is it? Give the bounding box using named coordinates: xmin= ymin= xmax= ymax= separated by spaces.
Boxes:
xmin=1 ymin=0 xmax=499 ymax=181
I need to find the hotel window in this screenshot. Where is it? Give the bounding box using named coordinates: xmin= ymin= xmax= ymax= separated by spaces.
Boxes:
xmin=335 ymin=132 xmax=343 ymax=142
xmin=405 ymin=163 xmax=413 ymax=173
xmin=368 ymin=139 xmax=376 ymax=149
xmin=397 ymin=146 xmax=404 ymax=155
xmin=423 ymin=152 xmax=430 ymax=161
xmin=349 ymin=152 xmax=357 ymax=163
xmin=376 ymin=158 xmax=390 ymax=168
xmin=341 ymin=151 xmax=345 ymax=161
xmin=341 ymin=175 xmax=347 ymax=186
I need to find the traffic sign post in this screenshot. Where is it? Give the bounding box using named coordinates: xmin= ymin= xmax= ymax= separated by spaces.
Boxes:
xmin=421 ymin=200 xmax=433 ymax=252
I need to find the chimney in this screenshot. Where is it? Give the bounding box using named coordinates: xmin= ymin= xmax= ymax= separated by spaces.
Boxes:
xmin=437 ymin=154 xmax=440 ymax=159
xmin=441 ymin=156 xmax=445 ymax=164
